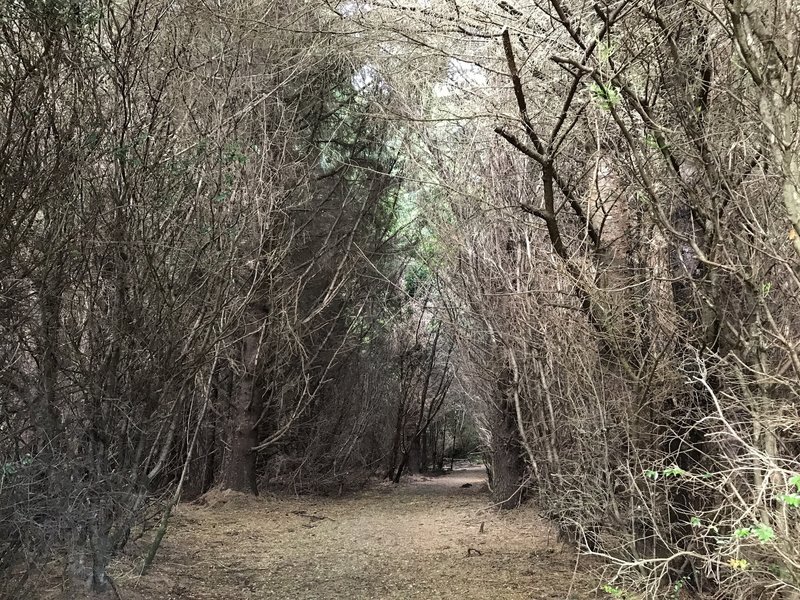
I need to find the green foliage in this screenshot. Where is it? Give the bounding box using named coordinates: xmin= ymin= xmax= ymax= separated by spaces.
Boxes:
xmin=644 ymin=465 xmax=690 ymax=480
xmin=753 ymin=524 xmax=775 ymax=543
xmin=223 ymin=142 xmax=249 ymax=166
xmin=662 ymin=465 xmax=687 ymax=477
xmin=602 ymin=584 xmax=625 ymax=598
xmin=644 ymin=133 xmax=660 ymax=149
xmin=778 ymin=493 xmax=800 ymax=507
xmin=1 ymin=454 xmax=32 ymax=478
xmin=589 ymin=82 xmax=620 ymax=110
xmin=670 ymin=577 xmax=688 ymax=600
xmin=405 ymin=262 xmax=431 ymax=297
xmin=598 ymin=41 xmax=617 ymax=63
xmin=734 ymin=524 xmax=775 ymax=543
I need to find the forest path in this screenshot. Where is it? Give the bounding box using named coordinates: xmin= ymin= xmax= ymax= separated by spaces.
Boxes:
xmin=112 ymin=467 xmax=597 ymax=599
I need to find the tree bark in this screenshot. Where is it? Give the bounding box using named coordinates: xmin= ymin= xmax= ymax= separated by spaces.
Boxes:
xmin=489 ymin=369 xmax=525 ymax=509
xmin=220 ymin=311 xmax=264 ymax=495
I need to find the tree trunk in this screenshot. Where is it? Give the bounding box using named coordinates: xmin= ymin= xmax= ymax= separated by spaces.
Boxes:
xmin=419 ymin=428 xmax=429 ymax=473
xmin=201 ymin=412 xmax=218 ymax=495
xmin=220 ymin=312 xmax=264 ymax=495
xmin=392 ymin=452 xmax=409 ymax=484
xmin=221 ymin=385 xmax=259 ymax=494
xmin=385 ymin=397 xmax=405 ymax=480
xmin=490 ymin=417 xmax=525 ymax=509
xmin=408 ymin=437 xmax=421 ymax=474
xmin=489 ymin=370 xmax=525 ymax=509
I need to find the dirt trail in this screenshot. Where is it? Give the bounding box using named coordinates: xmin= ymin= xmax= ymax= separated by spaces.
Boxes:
xmin=112 ymin=467 xmax=597 ymax=599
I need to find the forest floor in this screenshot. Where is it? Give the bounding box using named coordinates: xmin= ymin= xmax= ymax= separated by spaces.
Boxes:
xmin=108 ymin=467 xmax=600 ymax=599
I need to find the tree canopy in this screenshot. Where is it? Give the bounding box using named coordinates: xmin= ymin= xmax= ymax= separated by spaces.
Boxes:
xmin=1 ymin=0 xmax=799 ymax=597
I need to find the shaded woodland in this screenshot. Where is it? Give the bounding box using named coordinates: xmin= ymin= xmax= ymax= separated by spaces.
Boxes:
xmin=1 ymin=0 xmax=799 ymax=598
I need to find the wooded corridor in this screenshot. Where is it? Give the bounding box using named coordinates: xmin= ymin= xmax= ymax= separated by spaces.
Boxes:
xmin=1 ymin=0 xmax=799 ymax=598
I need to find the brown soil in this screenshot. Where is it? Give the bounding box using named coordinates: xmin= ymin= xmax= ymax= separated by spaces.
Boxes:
xmin=110 ymin=467 xmax=599 ymax=599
